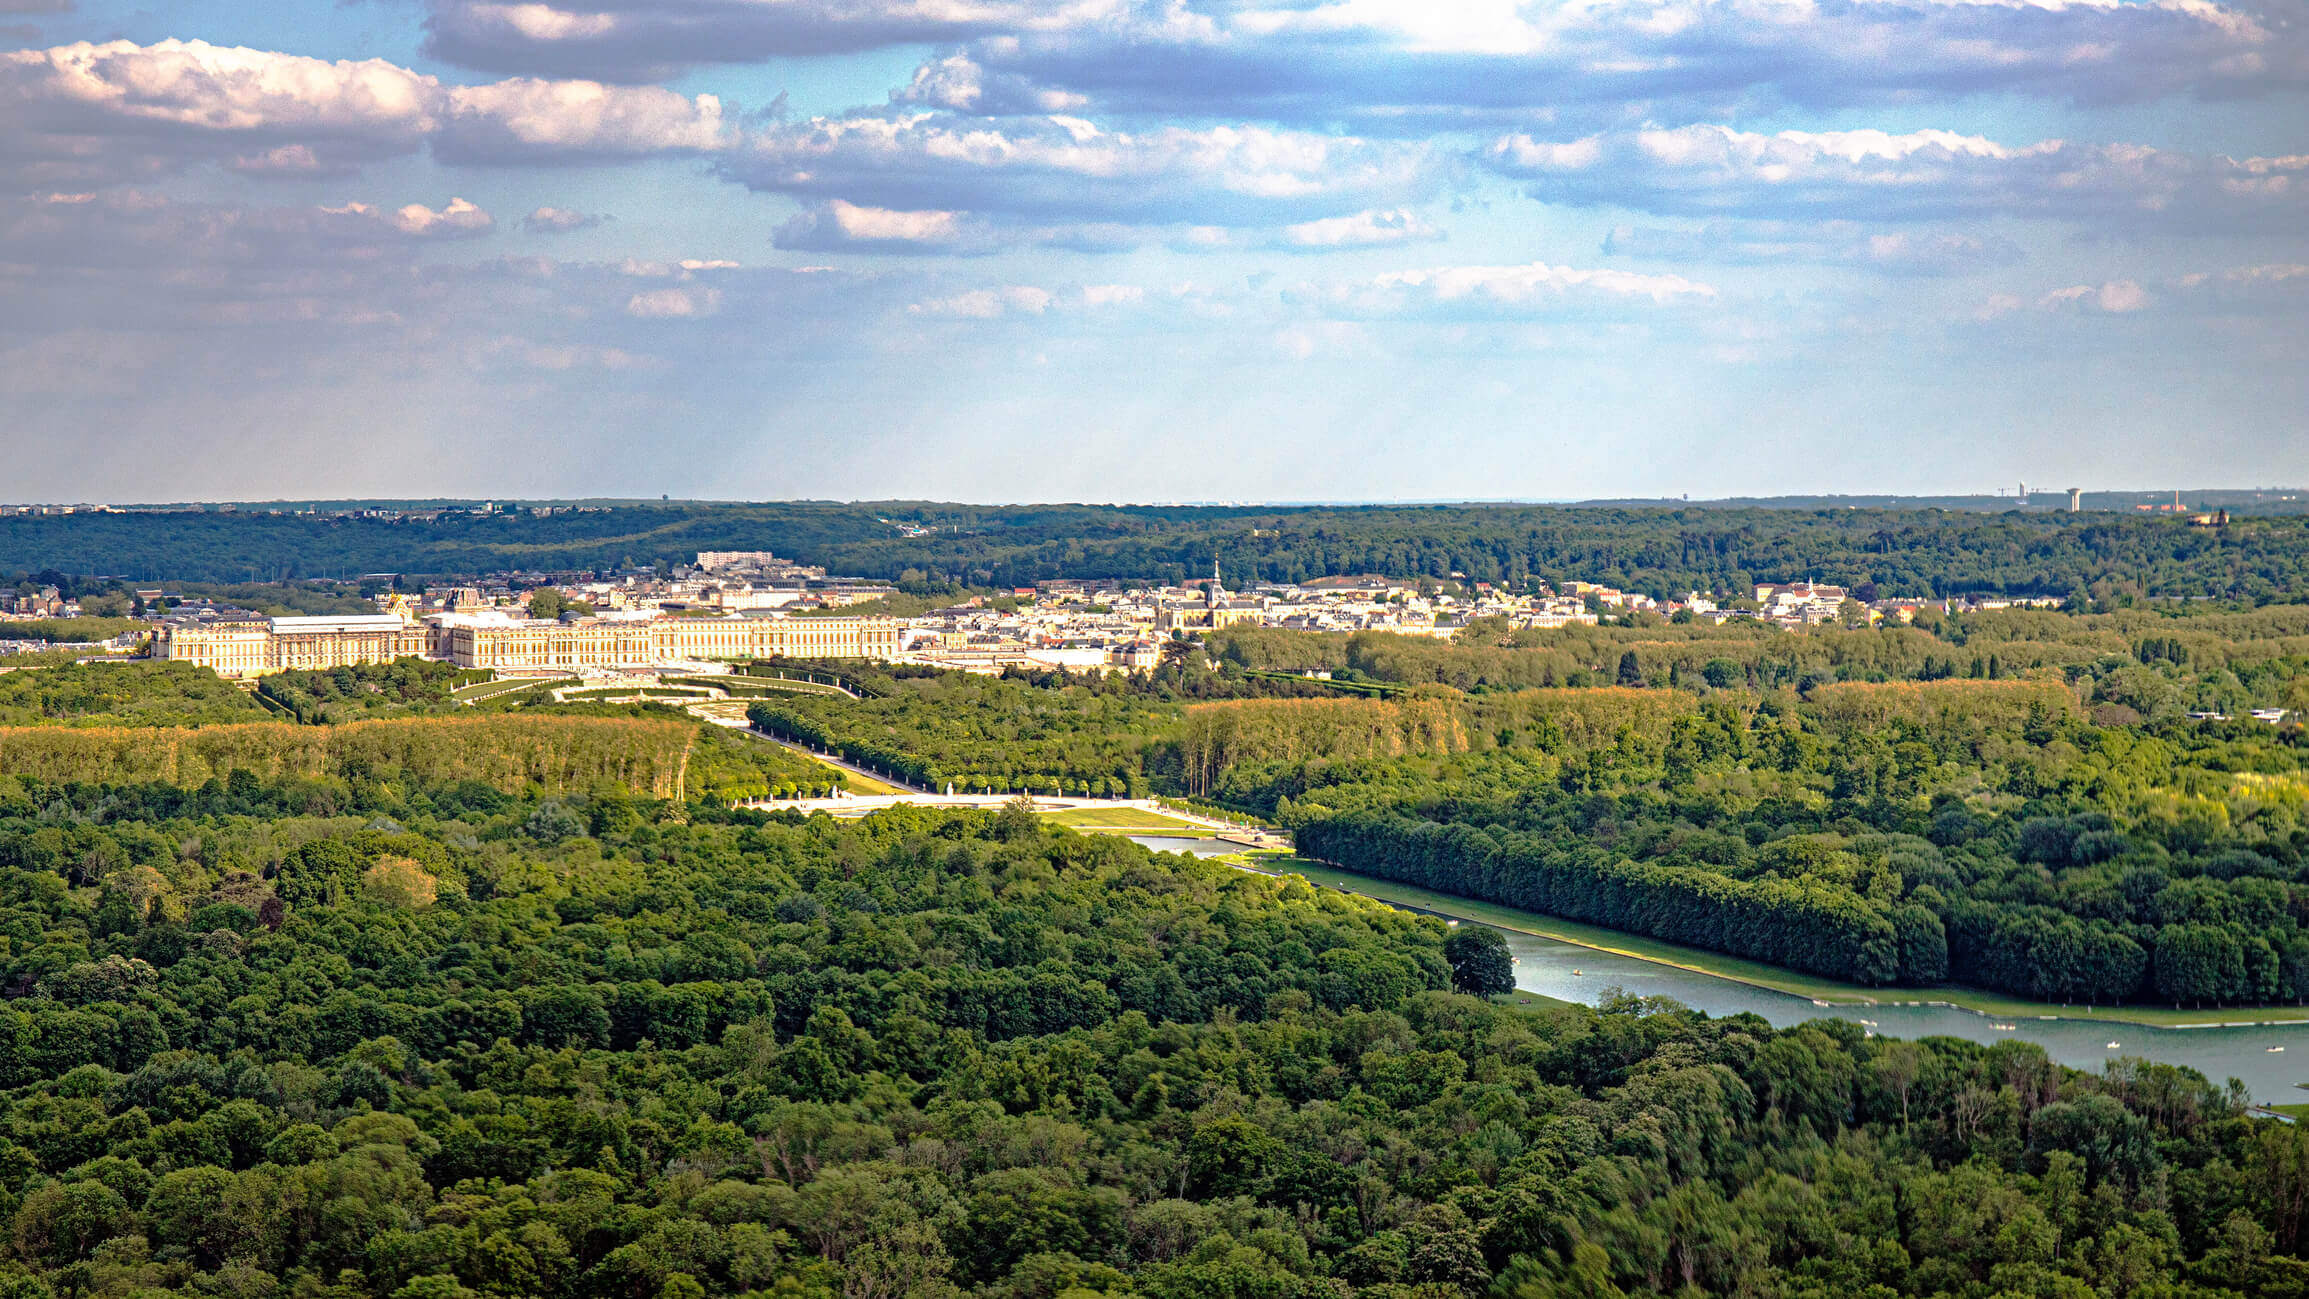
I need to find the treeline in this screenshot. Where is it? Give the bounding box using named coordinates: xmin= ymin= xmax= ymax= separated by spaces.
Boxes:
xmin=253 ymin=659 xmax=474 ymax=725
xmin=14 ymin=501 xmax=2309 ymax=598
xmin=0 ymin=781 xmax=2297 ymax=1297
xmin=1210 ymin=608 xmax=2309 ymax=715
xmin=0 ymin=714 xmax=697 ymax=799
xmin=1258 ymin=698 xmax=2309 ymax=1006
xmin=1176 ymin=697 xmax=1469 ymax=797
xmin=743 ymin=673 xmax=1171 ymax=796
xmin=0 ymin=662 xmax=268 ymax=728
xmin=1299 ymin=813 xmax=1937 ymax=986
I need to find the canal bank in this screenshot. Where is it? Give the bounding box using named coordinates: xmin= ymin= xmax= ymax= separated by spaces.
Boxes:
xmin=1127 ymin=836 xmax=2309 ymax=1104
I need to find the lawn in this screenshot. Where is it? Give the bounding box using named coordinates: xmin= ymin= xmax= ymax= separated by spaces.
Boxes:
xmin=1040 ymin=806 xmax=1206 ymax=832
xmin=1262 ymin=856 xmax=2309 ymax=1030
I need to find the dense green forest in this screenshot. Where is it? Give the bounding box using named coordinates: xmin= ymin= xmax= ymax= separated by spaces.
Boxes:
xmin=11 ymin=503 xmax=2309 ymax=599
xmin=732 ymin=604 xmax=2309 ymax=1009
xmin=0 ymin=769 xmax=2300 ymax=1299
xmin=0 ymin=664 xmax=269 ymax=728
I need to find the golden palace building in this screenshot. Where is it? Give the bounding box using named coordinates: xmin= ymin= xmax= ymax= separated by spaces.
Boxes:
xmin=158 ymin=612 xmax=901 ymax=677
xmin=434 ymin=612 xmax=903 ymax=671
xmin=157 ymin=615 xmax=431 ymax=677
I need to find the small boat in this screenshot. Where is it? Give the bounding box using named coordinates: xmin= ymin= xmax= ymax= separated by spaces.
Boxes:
xmin=2106 ymin=1041 xmax=2122 ymax=1050
xmin=1863 ymin=1030 xmax=1875 ymax=1039
xmin=2270 ymin=1046 xmax=2287 ymax=1053
xmin=1858 ymin=1019 xmax=1877 ymax=1027
xmin=1993 ymin=1024 xmax=2016 ymax=1031
xmin=1811 ymin=999 xmax=1829 ymax=1007
xmin=1570 ymin=969 xmax=1581 ymax=976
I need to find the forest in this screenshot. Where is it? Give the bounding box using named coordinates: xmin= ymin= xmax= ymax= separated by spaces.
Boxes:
xmin=723 ymin=603 xmax=2309 ymax=1009
xmin=0 ymin=764 xmax=2300 ymax=1299
xmin=11 ymin=501 xmax=2309 ymax=599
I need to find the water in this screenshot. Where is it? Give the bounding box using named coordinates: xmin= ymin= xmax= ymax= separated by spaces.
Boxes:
xmin=1490 ymin=923 xmax=2309 ymax=1103
xmin=1136 ymin=839 xmax=2309 ymax=1104
xmin=1129 ymin=836 xmax=1242 ymax=857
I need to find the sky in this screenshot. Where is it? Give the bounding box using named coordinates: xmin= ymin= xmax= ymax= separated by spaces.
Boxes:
xmin=1 ymin=0 xmax=2305 ymax=503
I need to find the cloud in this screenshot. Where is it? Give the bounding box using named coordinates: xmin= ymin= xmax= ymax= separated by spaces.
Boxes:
xmin=1984 ymin=262 xmax=2309 ymax=320
xmin=893 ymin=0 xmax=2308 ymax=134
xmin=768 ymin=199 xmax=1267 ymax=256
xmin=1276 ymin=209 xmax=1443 ymax=251
xmin=375 ymin=196 xmax=496 ymax=238
xmin=624 ymin=285 xmax=722 ymax=317
xmin=522 ymin=205 xmax=602 ymax=233
xmin=774 ymin=200 xmax=987 ymax=254
xmin=1290 ymin=261 xmax=1717 ymax=320
xmin=2041 ymin=280 xmax=2153 ymax=314
xmin=435 ymin=77 xmax=729 ymax=160
xmin=467 ymin=336 xmax=648 ymax=371
xmin=1603 ymin=221 xmax=2024 ymax=275
xmin=0 ymin=39 xmax=729 ymax=191
xmin=1488 ymin=125 xmax=2309 ymax=233
xmin=908 ymin=285 xmax=1055 ymax=318
xmin=422 ymin=0 xmax=1109 ymax=80
xmin=721 ymin=112 xmax=1445 ymax=228
xmin=410 ymin=0 xmax=2307 ymax=124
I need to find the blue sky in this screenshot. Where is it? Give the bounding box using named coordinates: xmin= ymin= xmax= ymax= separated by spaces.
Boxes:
xmin=2 ymin=0 xmax=2304 ymax=502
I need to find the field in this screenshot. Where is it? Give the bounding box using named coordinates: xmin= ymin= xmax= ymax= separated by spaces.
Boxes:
xmin=1037 ymin=805 xmax=1208 ymax=832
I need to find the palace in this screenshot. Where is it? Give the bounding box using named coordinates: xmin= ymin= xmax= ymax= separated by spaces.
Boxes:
xmin=435 ymin=612 xmax=901 ymax=671
xmin=156 ymin=615 xmax=432 ymax=676
xmin=154 ymin=611 xmax=901 ymax=677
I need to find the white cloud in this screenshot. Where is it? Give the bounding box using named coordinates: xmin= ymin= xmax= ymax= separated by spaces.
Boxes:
xmin=422 ymin=0 xmax=1118 ymax=79
xmin=411 ymin=0 xmax=2308 ymax=126
xmin=887 ymin=0 xmax=2307 ymax=133
xmin=1081 ymin=283 xmax=1145 ymax=307
xmin=1603 ymin=220 xmax=2023 ymax=275
xmin=2041 ymin=280 xmax=2152 ymax=313
xmin=1293 ymin=260 xmax=1717 ymax=319
xmin=624 ymin=285 xmax=722 ymax=317
xmin=1487 ymin=124 xmax=2309 ymax=232
xmin=908 ymin=285 xmax=1054 ymax=318
xmin=774 ymin=199 xmax=982 ymax=253
xmin=522 ymin=205 xmax=602 ymax=233
xmin=436 ymin=77 xmax=729 ymax=159
xmin=1988 ymin=262 xmax=2309 ymax=320
xmin=0 ymin=39 xmax=729 ymax=191
xmin=722 ymin=113 xmax=1444 ymax=226
xmin=1278 ymin=208 xmax=1442 ymax=250
xmin=383 ymin=196 xmax=496 ymax=238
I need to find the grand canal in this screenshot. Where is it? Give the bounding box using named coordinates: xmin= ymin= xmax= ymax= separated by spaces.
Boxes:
xmin=1131 ymin=836 xmax=2309 ymax=1104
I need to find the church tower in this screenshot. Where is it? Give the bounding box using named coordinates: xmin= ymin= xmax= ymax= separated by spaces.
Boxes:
xmin=1206 ymin=559 xmax=1223 ymax=609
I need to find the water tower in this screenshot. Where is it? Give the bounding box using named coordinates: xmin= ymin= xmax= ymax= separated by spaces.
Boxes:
xmin=2066 ymin=488 xmax=2082 ymax=512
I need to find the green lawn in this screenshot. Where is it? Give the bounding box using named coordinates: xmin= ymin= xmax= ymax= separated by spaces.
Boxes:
xmin=1040 ymin=806 xmax=1206 ymax=832
xmin=1261 ymin=856 xmax=2309 ymax=1030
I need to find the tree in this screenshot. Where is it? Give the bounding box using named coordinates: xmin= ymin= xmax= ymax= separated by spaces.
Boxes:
xmin=1617 ymin=651 xmax=1643 ymax=686
xmin=1442 ymin=925 xmax=1517 ymax=999
xmin=1159 ymin=638 xmax=1203 ymax=673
